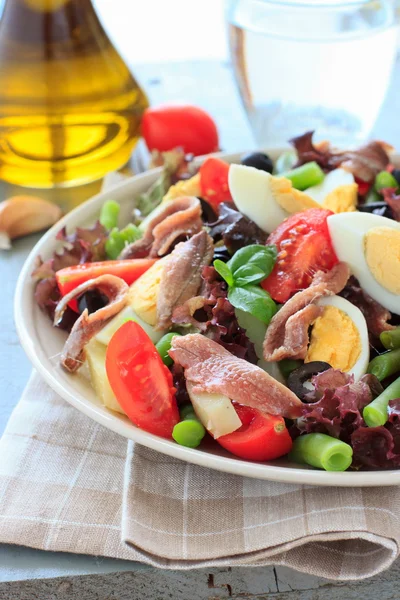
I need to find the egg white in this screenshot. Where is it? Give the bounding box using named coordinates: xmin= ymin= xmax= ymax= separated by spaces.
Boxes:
xmin=327 ymin=212 xmax=400 ymax=315
xmin=312 ymin=295 xmax=370 ymax=381
xmin=306 ymin=168 xmax=355 ymax=204
xmin=228 ymin=164 xmax=288 ymax=233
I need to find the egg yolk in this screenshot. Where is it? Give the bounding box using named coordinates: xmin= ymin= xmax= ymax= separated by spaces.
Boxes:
xmin=364 ymin=227 xmax=400 ymax=295
xmin=322 ymin=183 xmax=358 ymax=213
xmin=128 ymin=258 xmax=167 ymax=325
xmin=273 ymin=177 xmax=320 ymax=214
xmin=305 ymin=306 xmax=361 ymax=372
xmin=163 ymin=173 xmax=201 ymax=203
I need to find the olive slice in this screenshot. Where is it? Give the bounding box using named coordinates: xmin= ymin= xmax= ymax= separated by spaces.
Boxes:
xmin=287 ymin=361 xmax=332 ymax=402
xmin=77 ymin=290 xmax=108 ymax=315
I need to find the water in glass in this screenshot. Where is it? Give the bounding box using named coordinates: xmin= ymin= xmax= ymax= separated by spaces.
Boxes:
xmin=227 ymin=0 xmax=398 ymax=145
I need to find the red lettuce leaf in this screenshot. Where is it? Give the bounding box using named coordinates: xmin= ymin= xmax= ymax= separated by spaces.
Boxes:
xmin=56 ymin=221 xmax=107 ymax=262
xmin=32 ymin=221 xmax=108 ymax=327
xmin=351 ymin=401 xmax=400 ymax=469
xmin=207 ymin=203 xmax=268 ymax=255
xmin=295 ymin=369 xmax=381 ymax=444
xmin=33 ymin=277 xmax=78 ymax=331
xmin=289 ymin=131 xmax=334 ymax=170
xmin=210 ymin=297 xmax=258 ymax=363
xmin=350 ymin=426 xmax=397 ymax=470
xmin=293 ymin=367 xmax=400 ymax=469
xmin=172 ymin=266 xmax=257 ymax=364
xmin=170 ymin=364 xmax=191 ymax=407
xmin=340 ymin=276 xmax=395 ymax=341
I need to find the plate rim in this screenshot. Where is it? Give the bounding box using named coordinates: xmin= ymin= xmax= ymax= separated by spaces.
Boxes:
xmin=14 ymin=148 xmax=400 ymax=487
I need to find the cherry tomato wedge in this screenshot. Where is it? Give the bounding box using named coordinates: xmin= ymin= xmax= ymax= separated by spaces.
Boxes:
xmin=199 ymin=157 xmax=232 ymax=208
xmin=141 ymin=104 xmax=219 ymax=156
xmin=354 ymin=176 xmax=371 ymax=197
xmin=106 ymin=321 xmax=179 ymax=438
xmin=216 ymin=404 xmax=292 ymax=461
xmin=56 ymin=258 xmax=157 ymax=312
xmin=261 ymin=208 xmax=338 ymax=303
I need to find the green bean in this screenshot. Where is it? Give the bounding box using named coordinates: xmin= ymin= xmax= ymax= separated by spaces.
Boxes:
xmin=274 ymin=150 xmax=297 ymax=174
xmin=289 ymin=433 xmax=353 ymax=472
xmin=380 ymin=327 xmax=400 ymax=350
xmin=280 ymin=161 xmax=325 ymax=191
xmin=180 ymin=404 xmax=197 ymax=421
xmin=100 ymin=200 xmax=120 ymax=230
xmin=155 ymin=332 xmax=182 ymax=366
xmin=365 ymin=188 xmax=381 ymax=204
xmin=105 ymin=223 xmax=141 ymax=259
xmin=363 ymin=376 xmax=400 ymax=427
xmin=279 ymin=359 xmax=302 ymax=380
xmin=172 ymin=404 xmax=206 ymax=448
xmin=172 ymin=419 xmax=206 ymax=448
xmin=367 ymin=348 xmax=400 ymax=381
xmin=374 ymin=171 xmax=399 ymax=193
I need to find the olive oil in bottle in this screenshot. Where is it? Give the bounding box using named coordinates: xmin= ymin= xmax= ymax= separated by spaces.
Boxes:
xmin=0 ymin=0 xmax=148 ymax=187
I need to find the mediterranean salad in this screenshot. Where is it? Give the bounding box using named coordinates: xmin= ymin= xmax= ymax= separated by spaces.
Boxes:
xmin=32 ymin=131 xmax=400 ymax=472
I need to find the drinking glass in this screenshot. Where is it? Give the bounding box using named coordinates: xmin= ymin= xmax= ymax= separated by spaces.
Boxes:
xmin=227 ymin=0 xmax=398 ymax=146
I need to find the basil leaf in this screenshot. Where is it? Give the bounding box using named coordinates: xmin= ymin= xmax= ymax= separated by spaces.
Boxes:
xmin=228 ymin=285 xmax=277 ymax=325
xmin=233 ymin=265 xmax=266 ymax=286
xmin=213 ymin=259 xmax=234 ymax=287
xmin=228 ymin=244 xmax=277 ymax=280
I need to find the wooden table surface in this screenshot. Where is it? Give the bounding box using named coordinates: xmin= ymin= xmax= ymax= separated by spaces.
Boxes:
xmin=1 ymin=58 xmax=400 ymax=600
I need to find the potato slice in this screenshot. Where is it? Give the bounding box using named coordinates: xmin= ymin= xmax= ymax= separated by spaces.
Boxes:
xmin=187 ymin=383 xmax=242 ymax=439
xmin=85 ymin=339 xmax=126 ymax=415
xmin=95 ymin=306 xmax=165 ymax=346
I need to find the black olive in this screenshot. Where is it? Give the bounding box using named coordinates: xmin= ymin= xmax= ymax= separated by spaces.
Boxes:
xmin=287 ymin=361 xmax=332 ymax=402
xmin=357 ymin=202 xmax=393 ymax=219
xmin=77 ymin=290 xmax=108 ymax=315
xmin=213 ymin=245 xmax=231 ymax=263
xmin=241 ymin=151 xmax=274 ymax=174
xmin=199 ymin=198 xmax=218 ymax=223
xmin=391 ymin=168 xmax=400 ymax=186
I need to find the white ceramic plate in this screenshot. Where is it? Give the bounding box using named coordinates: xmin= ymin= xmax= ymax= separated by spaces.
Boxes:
xmin=15 ymin=149 xmax=400 ymax=487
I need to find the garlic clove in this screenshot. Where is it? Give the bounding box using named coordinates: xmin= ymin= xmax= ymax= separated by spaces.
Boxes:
xmin=0 ymin=195 xmax=63 ymax=250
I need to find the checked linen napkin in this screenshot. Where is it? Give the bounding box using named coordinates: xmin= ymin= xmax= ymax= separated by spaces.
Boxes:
xmin=0 ymin=371 xmax=400 ymax=580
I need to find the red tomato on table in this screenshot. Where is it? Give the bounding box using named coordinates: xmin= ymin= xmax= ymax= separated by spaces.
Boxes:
xmin=216 ymin=404 xmax=292 ymax=461
xmin=56 ymin=258 xmax=157 ymax=312
xmin=261 ymin=208 xmax=339 ymax=303
xmin=142 ymin=104 xmax=219 ymax=156
xmin=106 ymin=321 xmax=179 ymax=439
xmin=199 ymin=157 xmax=232 ymax=208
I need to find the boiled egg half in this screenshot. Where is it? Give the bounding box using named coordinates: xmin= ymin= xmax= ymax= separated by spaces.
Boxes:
xmin=305 ymin=295 xmax=370 ymax=381
xmin=328 ymin=212 xmax=400 ymax=315
xmin=228 ymin=164 xmax=320 ymax=233
xmin=305 ymin=168 xmax=358 ymax=213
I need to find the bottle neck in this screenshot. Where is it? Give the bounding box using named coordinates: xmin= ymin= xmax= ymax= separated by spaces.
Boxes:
xmin=3 ymin=0 xmax=95 ymax=13
xmin=0 ymin=0 xmax=104 ymax=48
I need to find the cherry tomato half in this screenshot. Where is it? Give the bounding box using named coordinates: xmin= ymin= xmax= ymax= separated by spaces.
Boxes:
xmin=216 ymin=404 xmax=292 ymax=461
xmin=141 ymin=104 xmax=219 ymax=156
xmin=261 ymin=208 xmax=339 ymax=303
xmin=199 ymin=157 xmax=232 ymax=208
xmin=354 ymin=176 xmax=371 ymax=197
xmin=106 ymin=321 xmax=179 ymax=438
